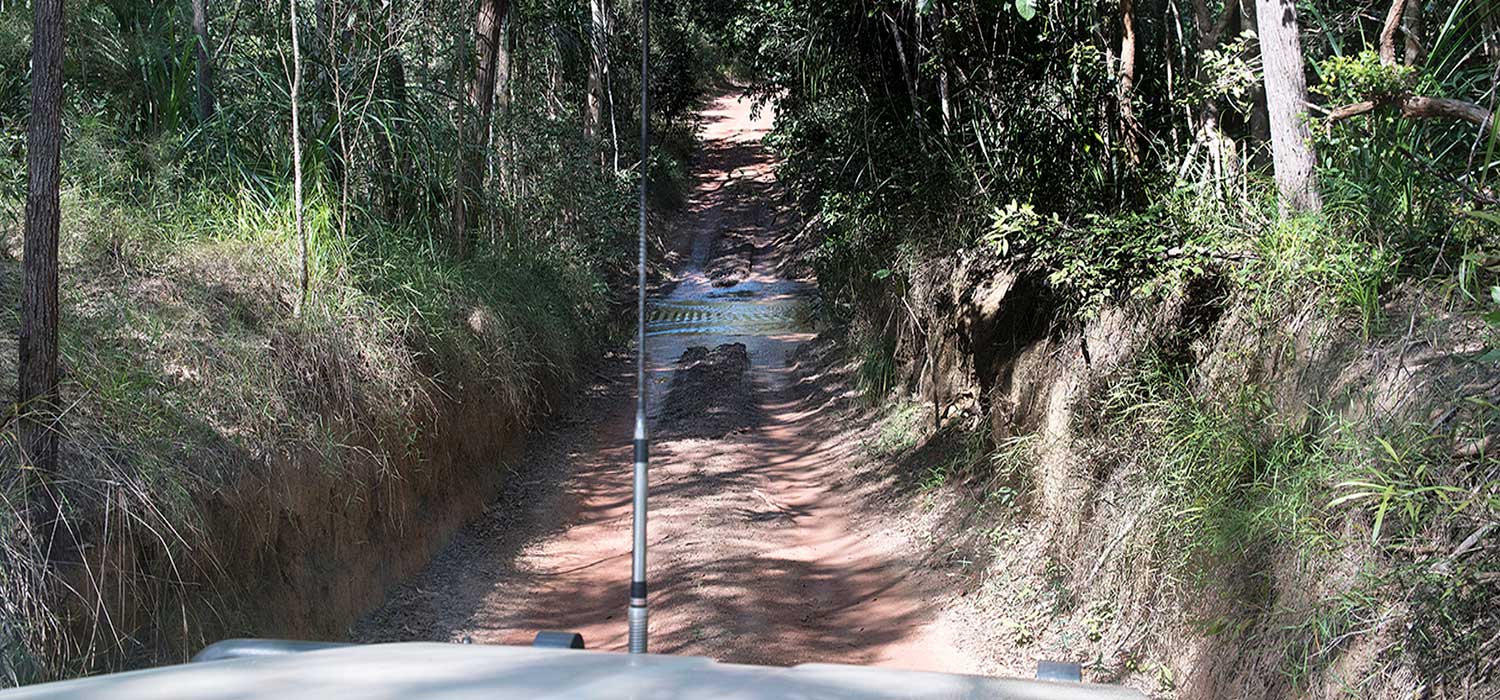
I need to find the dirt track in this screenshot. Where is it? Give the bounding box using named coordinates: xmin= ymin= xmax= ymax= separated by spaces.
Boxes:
xmin=354 ymin=92 xmax=977 ymax=672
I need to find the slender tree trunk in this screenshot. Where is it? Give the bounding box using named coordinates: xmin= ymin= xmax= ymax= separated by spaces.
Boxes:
xmin=505 ymin=21 xmax=522 ymax=229
xmin=1255 ymin=0 xmax=1322 ymax=213
xmin=1119 ymin=0 xmax=1141 ymax=164
xmin=448 ymin=0 xmax=510 ymax=257
xmin=290 ymin=0 xmax=309 ymax=314
xmin=373 ymin=0 xmax=408 ymax=220
xmin=1402 ymin=0 xmax=1423 ymax=66
xmin=604 ymin=20 xmax=620 ymax=173
xmin=548 ymin=30 xmax=564 ymax=118
xmin=883 ymin=11 xmax=921 ymax=121
xmin=1241 ymin=0 xmax=1271 ymax=152
xmin=494 ymin=14 xmax=512 ymax=123
xmin=937 ymin=3 xmax=953 ymax=138
xmin=938 ymin=66 xmax=951 ymax=137
xmin=503 ymin=17 xmax=522 ymax=199
xmin=1378 ymin=0 xmax=1406 ymax=65
xmin=192 ymin=0 xmax=215 ymax=121
xmin=1185 ymin=0 xmax=1241 ymax=199
xmin=586 ymin=0 xmax=610 ymax=156
xmin=486 ymin=14 xmax=513 ymax=246
xmin=19 ymin=0 xmax=64 ymax=496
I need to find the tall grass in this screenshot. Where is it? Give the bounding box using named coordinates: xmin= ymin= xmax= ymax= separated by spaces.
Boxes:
xmin=1104 ymin=356 xmax=1332 ymax=578
xmin=0 ymin=109 xmax=627 ymax=685
xmin=1096 ymin=345 xmax=1498 ymax=688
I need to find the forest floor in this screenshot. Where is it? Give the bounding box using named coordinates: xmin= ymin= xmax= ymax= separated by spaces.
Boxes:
xmin=353 ymin=92 xmax=984 ymax=672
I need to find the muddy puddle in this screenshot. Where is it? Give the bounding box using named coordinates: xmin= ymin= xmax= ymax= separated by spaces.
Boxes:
xmin=645 ymin=275 xmax=813 ymax=423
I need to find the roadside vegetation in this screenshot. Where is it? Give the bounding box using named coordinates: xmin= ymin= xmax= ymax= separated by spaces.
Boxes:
xmin=0 ymin=0 xmax=712 ymax=683
xmin=712 ymin=0 xmax=1497 ymax=695
xmin=3 ymin=0 xmax=1497 ymax=696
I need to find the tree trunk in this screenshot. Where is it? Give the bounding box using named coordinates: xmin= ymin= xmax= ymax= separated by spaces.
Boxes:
xmin=1255 ymin=0 xmax=1322 ymax=213
xmin=586 ymin=0 xmax=611 ymax=155
xmin=883 ymin=11 xmax=921 ymax=122
xmin=602 ymin=18 xmax=620 ymax=173
xmin=448 ymin=0 xmax=510 ymax=257
xmin=290 ymin=0 xmax=309 ymax=314
xmin=487 ymin=13 xmax=512 ymax=246
xmin=1118 ymin=0 xmax=1141 ymax=164
xmin=1187 ymin=0 xmax=1241 ymax=197
xmin=1402 ymin=0 xmax=1423 ymax=66
xmin=1379 ymin=0 xmax=1406 ymax=65
xmin=373 ymin=58 xmax=408 ymax=219
xmin=938 ymin=64 xmax=952 ymax=137
xmin=19 ymin=0 xmax=63 ymax=526
xmin=1240 ymin=0 xmax=1271 ymax=152
xmin=192 ymin=0 xmax=215 ymax=121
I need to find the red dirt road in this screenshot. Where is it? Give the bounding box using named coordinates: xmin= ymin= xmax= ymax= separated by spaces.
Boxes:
xmin=355 ymin=93 xmax=976 ymax=673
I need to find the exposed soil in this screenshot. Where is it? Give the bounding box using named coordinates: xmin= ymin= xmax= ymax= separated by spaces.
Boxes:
xmin=354 ymin=92 xmax=981 ymax=673
xmin=705 ymin=229 xmax=758 ymax=287
xmin=658 ymin=343 xmax=759 ymax=440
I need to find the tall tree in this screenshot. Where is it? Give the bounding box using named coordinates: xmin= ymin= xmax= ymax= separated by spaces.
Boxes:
xmin=1254 ymin=0 xmax=1322 ymax=213
xmin=290 ymin=0 xmax=309 ymax=314
xmin=1117 ymin=0 xmax=1141 ymax=165
xmin=192 ymin=0 xmax=216 ymax=121
xmin=19 ymin=0 xmax=64 ymax=497
xmin=372 ymin=0 xmax=410 ymax=219
xmin=1188 ymin=0 xmax=1242 ymax=197
xmin=1240 ymin=0 xmax=1272 ymax=151
xmin=586 ymin=0 xmax=613 ymax=167
xmin=449 ymin=0 xmax=511 ymax=255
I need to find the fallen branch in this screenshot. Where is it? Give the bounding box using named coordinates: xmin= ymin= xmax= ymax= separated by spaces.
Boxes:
xmin=1328 ymin=94 xmax=1494 ymax=130
xmin=1311 ymin=100 xmax=1500 ymax=206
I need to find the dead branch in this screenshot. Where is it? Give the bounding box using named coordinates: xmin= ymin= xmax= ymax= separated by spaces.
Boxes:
xmin=1379 ymin=0 xmax=1405 ymax=65
xmin=1327 ymin=95 xmax=1493 ymax=130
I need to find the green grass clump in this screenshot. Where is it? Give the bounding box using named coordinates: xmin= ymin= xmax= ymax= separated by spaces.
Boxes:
xmin=1099 ymin=350 xmax=1498 ymax=690
xmin=0 ymin=136 xmax=622 ymax=685
xmin=869 ymin=401 xmax=924 ymax=457
xmin=1105 ymin=357 xmax=1335 ymax=578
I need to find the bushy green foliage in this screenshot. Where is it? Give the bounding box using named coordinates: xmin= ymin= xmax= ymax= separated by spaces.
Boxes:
xmin=721 ymin=0 xmax=1497 ymax=330
xmin=1316 ymin=51 xmax=1418 ymax=103
xmin=0 ymin=0 xmax=720 ymax=681
xmin=985 ymin=197 xmax=1220 ymax=317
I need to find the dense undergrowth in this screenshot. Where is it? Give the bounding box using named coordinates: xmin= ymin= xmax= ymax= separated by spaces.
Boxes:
xmin=0 ymin=0 xmax=714 ymax=683
xmin=718 ymin=0 xmax=1498 ymax=695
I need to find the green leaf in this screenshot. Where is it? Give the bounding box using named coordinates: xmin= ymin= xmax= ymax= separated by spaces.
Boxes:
xmin=1015 ymin=0 xmax=1036 ymax=21
xmin=873 ymin=268 xmax=892 ymax=280
xmin=1374 ymin=435 xmax=1402 ymax=464
xmin=916 ymin=0 xmax=935 ymax=15
xmin=1461 ymin=209 xmax=1500 ymax=227
xmin=1371 ymin=495 xmax=1391 ymax=543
